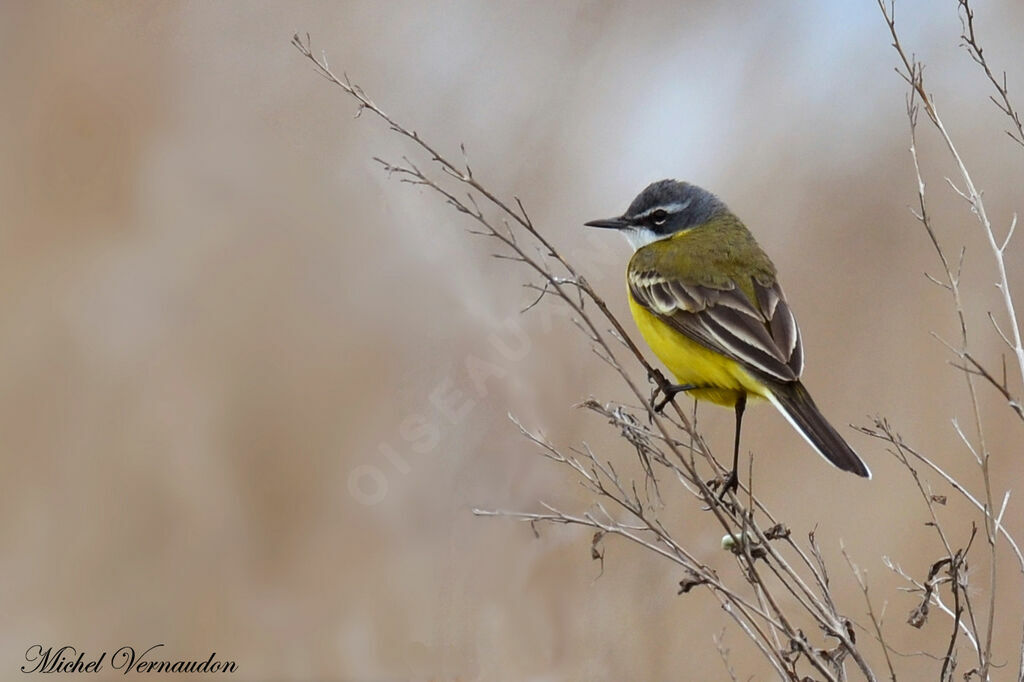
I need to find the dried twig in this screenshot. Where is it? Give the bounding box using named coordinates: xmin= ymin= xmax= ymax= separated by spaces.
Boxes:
xmin=877 ymin=3 xmax=1024 ymax=675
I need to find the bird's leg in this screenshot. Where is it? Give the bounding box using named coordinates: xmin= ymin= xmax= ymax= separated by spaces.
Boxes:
xmin=650 ymin=377 xmax=698 ymax=414
xmin=718 ymin=393 xmax=746 ymax=499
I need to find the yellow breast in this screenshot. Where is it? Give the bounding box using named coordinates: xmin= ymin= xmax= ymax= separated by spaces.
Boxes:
xmin=627 ymin=289 xmax=769 ymax=407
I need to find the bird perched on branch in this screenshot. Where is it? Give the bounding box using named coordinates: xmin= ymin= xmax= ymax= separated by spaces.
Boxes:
xmin=585 ymin=180 xmax=870 ymax=493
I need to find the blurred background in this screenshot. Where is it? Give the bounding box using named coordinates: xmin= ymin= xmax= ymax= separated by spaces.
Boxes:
xmin=3 ymin=1 xmax=1024 ymax=679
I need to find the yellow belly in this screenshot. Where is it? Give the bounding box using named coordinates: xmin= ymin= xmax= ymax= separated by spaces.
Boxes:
xmin=628 ymin=293 xmax=769 ymax=407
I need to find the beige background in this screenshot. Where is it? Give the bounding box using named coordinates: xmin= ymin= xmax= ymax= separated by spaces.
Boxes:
xmin=3 ymin=1 xmax=1024 ymax=680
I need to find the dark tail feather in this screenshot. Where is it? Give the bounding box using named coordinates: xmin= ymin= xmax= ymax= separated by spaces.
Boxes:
xmin=767 ymin=382 xmax=871 ymax=478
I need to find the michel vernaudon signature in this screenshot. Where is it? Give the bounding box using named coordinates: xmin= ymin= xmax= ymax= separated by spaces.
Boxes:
xmin=21 ymin=644 xmax=237 ymax=675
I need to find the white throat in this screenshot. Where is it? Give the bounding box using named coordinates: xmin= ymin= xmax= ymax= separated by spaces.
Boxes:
xmin=622 ymin=227 xmax=667 ymax=251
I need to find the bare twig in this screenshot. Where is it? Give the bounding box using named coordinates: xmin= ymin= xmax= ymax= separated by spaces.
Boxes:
xmin=842 ymin=543 xmax=898 ymax=682
xmin=876 ymin=4 xmax=1024 ymax=675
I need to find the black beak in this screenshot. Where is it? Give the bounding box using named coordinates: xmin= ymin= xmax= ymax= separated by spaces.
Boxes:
xmin=584 ymin=216 xmax=630 ymax=230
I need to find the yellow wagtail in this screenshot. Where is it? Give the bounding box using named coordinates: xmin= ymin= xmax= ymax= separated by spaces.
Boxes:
xmin=585 ymin=180 xmax=870 ymax=492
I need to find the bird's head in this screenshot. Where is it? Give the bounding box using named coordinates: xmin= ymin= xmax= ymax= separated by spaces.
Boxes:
xmin=585 ymin=179 xmax=726 ymax=251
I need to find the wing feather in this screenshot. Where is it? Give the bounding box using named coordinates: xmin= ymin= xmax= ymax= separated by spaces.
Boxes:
xmin=630 ymin=272 xmax=804 ymax=383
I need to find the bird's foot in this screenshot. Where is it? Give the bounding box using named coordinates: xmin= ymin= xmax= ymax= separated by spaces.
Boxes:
xmin=649 ymin=377 xmax=697 ymax=414
xmin=705 ymin=470 xmax=739 ymax=504
xmin=717 ymin=470 xmax=739 ymax=500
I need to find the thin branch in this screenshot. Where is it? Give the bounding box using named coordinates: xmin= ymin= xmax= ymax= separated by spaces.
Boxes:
xmin=842 ymin=543 xmax=898 ymax=682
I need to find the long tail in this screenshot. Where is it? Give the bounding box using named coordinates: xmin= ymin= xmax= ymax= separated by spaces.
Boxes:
xmin=765 ymin=382 xmax=871 ymax=478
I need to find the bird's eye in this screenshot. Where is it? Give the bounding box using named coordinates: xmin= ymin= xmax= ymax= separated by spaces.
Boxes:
xmin=651 ymin=209 xmax=669 ymax=225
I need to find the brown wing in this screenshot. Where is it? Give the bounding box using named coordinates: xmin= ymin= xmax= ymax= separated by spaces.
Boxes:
xmin=629 ymin=270 xmax=804 ymax=384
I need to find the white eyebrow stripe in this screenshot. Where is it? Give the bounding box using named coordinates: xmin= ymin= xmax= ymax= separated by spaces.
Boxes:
xmin=635 ymin=199 xmax=692 ymax=219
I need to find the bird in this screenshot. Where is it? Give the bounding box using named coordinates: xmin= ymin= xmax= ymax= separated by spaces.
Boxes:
xmin=585 ymin=179 xmax=870 ymax=493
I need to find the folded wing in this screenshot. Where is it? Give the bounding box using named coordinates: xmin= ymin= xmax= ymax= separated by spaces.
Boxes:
xmin=628 ymin=270 xmax=804 ymax=385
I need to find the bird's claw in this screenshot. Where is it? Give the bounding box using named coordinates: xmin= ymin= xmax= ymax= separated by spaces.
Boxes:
xmin=649 ymin=379 xmax=696 ymax=415
xmin=716 ymin=470 xmax=739 ymax=500
xmin=703 ymin=471 xmax=739 ymax=505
